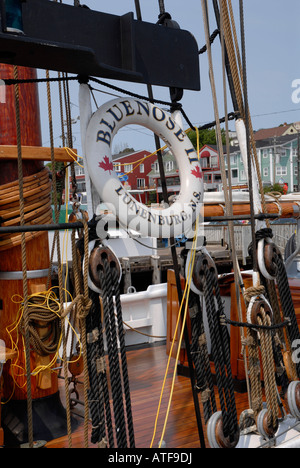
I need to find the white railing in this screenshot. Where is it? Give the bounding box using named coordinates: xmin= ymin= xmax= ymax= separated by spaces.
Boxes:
xmin=204 ymin=223 xmax=296 ymax=263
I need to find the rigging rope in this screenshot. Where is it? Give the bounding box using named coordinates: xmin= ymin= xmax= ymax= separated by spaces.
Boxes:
xmin=86 ymin=287 xmax=112 ymax=447
xmin=18 ymin=294 xmax=61 ymax=356
xmin=221 ymin=0 xmax=268 ymax=222
xmin=156 ymin=228 xmax=199 ymax=448
xmin=256 ymin=307 xmax=279 ymax=433
xmin=100 ymin=259 xmax=128 ymax=448
xmin=13 ymin=65 xmax=33 ymax=448
xmin=112 ymin=267 xmax=135 ymax=448
xmin=203 ymin=261 xmax=239 ymax=442
xmin=46 ymin=67 xmax=73 ymax=447
xmin=158 ymin=0 xmax=165 ymax=15
xmin=219 ymin=0 xmax=251 ymax=404
xmin=189 ymin=291 xmax=217 ymax=423
xmin=77 ymin=226 xmax=135 ymax=448
xmin=253 ymin=229 xmax=300 ymax=380
xmin=149 ymin=221 xmax=199 ymax=448
xmin=70 ymin=226 xmax=90 ymax=447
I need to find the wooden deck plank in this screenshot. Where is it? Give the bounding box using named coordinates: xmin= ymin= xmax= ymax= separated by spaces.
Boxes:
xmin=43 ymin=343 xmax=250 ymax=449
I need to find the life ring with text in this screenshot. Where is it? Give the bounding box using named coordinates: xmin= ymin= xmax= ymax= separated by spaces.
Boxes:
xmin=84 ymin=97 xmax=203 ymax=238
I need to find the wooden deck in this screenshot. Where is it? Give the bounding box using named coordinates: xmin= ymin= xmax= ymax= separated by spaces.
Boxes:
xmin=45 ymin=343 xmax=250 ymax=449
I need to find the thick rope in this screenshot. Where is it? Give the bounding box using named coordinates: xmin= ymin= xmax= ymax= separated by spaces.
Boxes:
xmin=257 ymin=308 xmax=279 ymax=431
xmin=219 ymin=0 xmax=251 ymax=405
xmin=250 ymin=228 xmax=300 ymax=381
xmin=246 ymin=327 xmax=263 ymax=417
xmin=201 ymin=2 xmax=250 ymax=430
xmin=189 ymin=292 xmax=217 ymax=423
xmin=85 ymin=289 xmax=108 ymax=446
xmin=101 ymin=259 xmax=127 ymax=447
xmin=19 ymin=295 xmax=61 ymax=356
xmin=112 ymin=267 xmax=135 ymax=448
xmin=46 ymin=69 xmax=73 ymax=448
xmin=14 ymin=65 xmax=33 ymax=448
xmin=203 ymin=263 xmax=239 ymax=441
xmin=273 ymin=252 xmax=300 ymax=379
xmin=71 ymin=226 xmax=90 ymax=447
xmin=158 ymin=0 xmax=165 ymax=15
xmin=221 ymin=0 xmax=268 ymax=221
xmin=244 ymin=285 xmax=265 ymax=419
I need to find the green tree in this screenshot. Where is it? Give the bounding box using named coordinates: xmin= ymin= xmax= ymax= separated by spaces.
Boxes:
xmin=263 ymin=183 xmax=285 ymax=195
xmin=187 ymin=127 xmax=226 ymax=149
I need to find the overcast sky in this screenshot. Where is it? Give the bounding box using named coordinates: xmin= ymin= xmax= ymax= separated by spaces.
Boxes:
xmin=38 ymin=0 xmax=300 ymax=154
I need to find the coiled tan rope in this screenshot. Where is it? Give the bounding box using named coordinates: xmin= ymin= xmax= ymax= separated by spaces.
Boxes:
xmin=19 ymin=295 xmax=61 ymax=357
xmin=0 ymin=167 xmax=53 ymax=251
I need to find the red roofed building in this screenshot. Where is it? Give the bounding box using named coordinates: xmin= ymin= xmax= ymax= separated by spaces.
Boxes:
xmin=199 ymin=145 xmax=223 ymax=191
xmin=112 ymin=150 xmax=157 ymax=204
xmin=254 ymin=123 xmax=298 ymax=141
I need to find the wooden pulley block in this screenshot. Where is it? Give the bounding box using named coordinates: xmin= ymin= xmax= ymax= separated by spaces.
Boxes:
xmin=68 ymin=354 xmax=84 ymax=377
xmin=256 ymin=408 xmax=278 ymax=439
xmin=248 ymin=299 xmax=273 ymax=327
xmin=191 ymin=251 xmax=217 ymax=293
xmin=68 ymin=209 xmax=89 ymax=224
xmin=263 ymin=242 xmax=281 ymax=277
xmin=207 ymin=411 xmax=240 ymax=449
xmin=283 ymin=350 xmax=298 ymax=382
xmin=89 ymin=242 xmax=121 ymax=290
xmin=286 ymin=381 xmax=300 ymax=420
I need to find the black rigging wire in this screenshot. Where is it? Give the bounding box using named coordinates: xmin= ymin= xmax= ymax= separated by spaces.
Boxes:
xmin=133 ymin=0 xmax=206 ymax=449
xmin=239 ymin=0 xmax=257 ymax=272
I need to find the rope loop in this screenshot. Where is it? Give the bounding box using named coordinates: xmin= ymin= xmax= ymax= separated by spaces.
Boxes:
xmin=18 ymin=292 xmax=61 ymax=357
xmin=244 ymin=285 xmax=265 ymax=305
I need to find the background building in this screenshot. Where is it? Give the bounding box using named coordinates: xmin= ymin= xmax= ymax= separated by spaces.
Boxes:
xmin=69 ymin=124 xmax=300 ymax=204
xmin=149 ymin=133 xmax=300 ymax=195
xmin=148 ymin=151 xmax=180 ymax=202
xmin=112 ymin=149 xmax=157 ymax=204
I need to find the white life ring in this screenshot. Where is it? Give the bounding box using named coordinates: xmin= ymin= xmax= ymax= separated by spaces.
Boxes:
xmin=84 ymin=97 xmax=203 ymax=238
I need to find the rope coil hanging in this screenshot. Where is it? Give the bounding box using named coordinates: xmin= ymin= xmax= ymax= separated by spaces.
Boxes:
xmin=0 ymin=167 xmax=53 ymax=250
xmin=19 ymin=293 xmax=61 ymax=357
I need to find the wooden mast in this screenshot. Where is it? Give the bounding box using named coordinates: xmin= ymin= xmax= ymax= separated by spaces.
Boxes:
xmin=0 ymin=64 xmax=65 ymax=445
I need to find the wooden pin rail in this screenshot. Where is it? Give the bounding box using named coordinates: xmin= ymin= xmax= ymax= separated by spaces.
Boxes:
xmin=0 ymin=145 xmax=77 ymax=163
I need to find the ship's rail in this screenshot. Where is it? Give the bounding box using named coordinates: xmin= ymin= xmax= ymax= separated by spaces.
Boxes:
xmin=204 ymin=222 xmax=296 ymax=264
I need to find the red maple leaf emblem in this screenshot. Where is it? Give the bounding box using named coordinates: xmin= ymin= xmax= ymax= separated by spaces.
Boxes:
xmin=99 ymin=156 xmax=113 ymax=174
xmin=191 ymin=165 xmax=202 ymax=179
